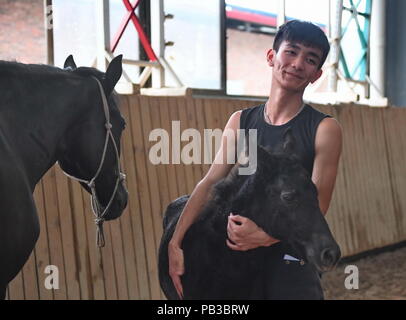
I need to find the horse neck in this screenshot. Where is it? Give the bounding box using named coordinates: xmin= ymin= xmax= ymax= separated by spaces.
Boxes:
xmin=1 ymin=73 xmax=91 ymax=190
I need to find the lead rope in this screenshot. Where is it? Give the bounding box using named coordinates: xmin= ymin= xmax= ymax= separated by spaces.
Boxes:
xmin=61 ymin=76 xmax=126 ymax=247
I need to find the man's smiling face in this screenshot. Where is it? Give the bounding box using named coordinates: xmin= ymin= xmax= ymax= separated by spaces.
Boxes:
xmin=267 ymin=41 xmax=324 ymax=92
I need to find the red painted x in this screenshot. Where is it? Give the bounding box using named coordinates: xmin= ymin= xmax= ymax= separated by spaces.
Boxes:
xmin=111 ymin=0 xmax=158 ymax=61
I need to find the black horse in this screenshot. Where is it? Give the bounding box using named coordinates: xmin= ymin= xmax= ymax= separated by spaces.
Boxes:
xmin=159 ymin=129 xmax=341 ymax=299
xmin=0 ymin=55 xmax=128 ymax=299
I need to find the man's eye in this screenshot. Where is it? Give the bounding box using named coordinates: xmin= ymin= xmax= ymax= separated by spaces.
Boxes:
xmin=307 ymin=59 xmax=317 ymax=65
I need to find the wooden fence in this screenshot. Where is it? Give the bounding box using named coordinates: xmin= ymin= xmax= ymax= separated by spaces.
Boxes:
xmin=7 ymin=95 xmax=406 ymax=299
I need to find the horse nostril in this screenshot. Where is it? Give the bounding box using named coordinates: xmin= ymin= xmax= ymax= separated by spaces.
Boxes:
xmin=320 ymin=248 xmax=338 ymax=267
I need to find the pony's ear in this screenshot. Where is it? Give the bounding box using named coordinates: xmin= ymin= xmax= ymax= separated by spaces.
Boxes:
xmin=282 ymin=127 xmax=296 ymax=155
xmin=105 ymin=55 xmax=123 ymax=93
xmin=257 ymin=144 xmax=272 ymax=158
xmin=64 ymin=55 xmax=77 ymax=70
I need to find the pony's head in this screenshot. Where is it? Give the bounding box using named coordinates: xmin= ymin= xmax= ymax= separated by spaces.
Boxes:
xmin=58 ymin=55 xmax=128 ymax=222
xmin=214 ymin=128 xmax=341 ymax=271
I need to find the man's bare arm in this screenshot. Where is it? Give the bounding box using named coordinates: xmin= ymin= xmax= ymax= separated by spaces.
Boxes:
xmin=169 ymin=110 xmax=242 ymax=246
xmin=168 ymin=110 xmax=241 ymax=298
xmin=312 ymin=117 xmax=343 ymax=215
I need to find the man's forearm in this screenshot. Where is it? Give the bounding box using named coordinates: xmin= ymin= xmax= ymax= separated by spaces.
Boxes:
xmin=170 ymin=179 xmax=213 ymax=247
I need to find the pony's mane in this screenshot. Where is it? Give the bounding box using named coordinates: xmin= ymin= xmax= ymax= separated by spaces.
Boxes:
xmin=199 ymin=146 xmax=305 ymax=223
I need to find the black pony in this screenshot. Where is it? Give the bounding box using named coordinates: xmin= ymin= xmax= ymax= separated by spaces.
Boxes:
xmin=0 ymin=55 xmax=128 ymax=299
xmin=159 ymin=130 xmax=341 ymax=299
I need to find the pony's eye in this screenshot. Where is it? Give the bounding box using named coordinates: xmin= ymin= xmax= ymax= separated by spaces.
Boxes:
xmin=281 ymin=190 xmax=297 ymax=202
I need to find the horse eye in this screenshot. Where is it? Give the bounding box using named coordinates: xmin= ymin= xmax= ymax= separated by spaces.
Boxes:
xmin=281 ymin=190 xmax=296 ymax=202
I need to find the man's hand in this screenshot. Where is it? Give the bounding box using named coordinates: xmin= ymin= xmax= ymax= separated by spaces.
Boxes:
xmin=227 ymin=214 xmax=280 ymax=251
xmin=168 ymin=241 xmax=184 ymax=299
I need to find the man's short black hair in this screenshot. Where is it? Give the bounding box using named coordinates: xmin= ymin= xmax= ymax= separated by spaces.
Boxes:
xmin=273 ymin=20 xmax=330 ymax=69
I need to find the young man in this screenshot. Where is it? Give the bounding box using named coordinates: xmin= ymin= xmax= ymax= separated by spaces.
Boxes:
xmin=168 ymin=20 xmax=342 ymax=299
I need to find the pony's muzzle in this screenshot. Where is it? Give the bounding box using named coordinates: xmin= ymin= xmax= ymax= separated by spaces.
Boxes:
xmin=320 ymin=246 xmax=340 ymax=269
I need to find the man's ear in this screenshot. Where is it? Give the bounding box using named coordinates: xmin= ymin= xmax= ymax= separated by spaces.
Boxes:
xmin=266 ymin=49 xmax=275 ymax=67
xmin=310 ymin=69 xmax=323 ymax=84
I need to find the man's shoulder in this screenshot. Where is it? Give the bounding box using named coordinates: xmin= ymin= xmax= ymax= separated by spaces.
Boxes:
xmin=304 ymin=103 xmax=332 ymax=118
xmin=239 ymin=103 xmax=264 ymax=117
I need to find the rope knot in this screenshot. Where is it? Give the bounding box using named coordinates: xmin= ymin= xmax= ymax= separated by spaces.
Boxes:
xmin=119 ymin=172 xmax=126 ymax=181
xmin=105 ymin=123 xmax=113 ymax=130
xmin=88 ymin=180 xmax=95 ymax=189
xmin=94 ymin=217 xmax=105 ymax=226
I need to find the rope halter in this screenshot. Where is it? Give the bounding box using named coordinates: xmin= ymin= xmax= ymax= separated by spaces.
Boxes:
xmin=61 ymin=76 xmax=126 ymax=247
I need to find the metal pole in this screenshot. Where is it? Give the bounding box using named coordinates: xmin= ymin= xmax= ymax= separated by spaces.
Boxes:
xmin=96 ymin=0 xmax=110 ymax=72
xmin=277 ymin=0 xmax=286 ymax=27
xmin=370 ymin=0 xmax=386 ymax=99
xmin=328 ymin=0 xmax=343 ymax=92
xmin=151 ymin=0 xmax=165 ymax=88
xmin=44 ymin=0 xmax=54 ymax=65
xmin=220 ymin=0 xmax=226 ymax=94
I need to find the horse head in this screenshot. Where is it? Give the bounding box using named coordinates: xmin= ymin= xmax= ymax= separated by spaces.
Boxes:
xmin=58 ymin=55 xmax=128 ymax=223
xmin=216 ymin=128 xmax=341 ymax=272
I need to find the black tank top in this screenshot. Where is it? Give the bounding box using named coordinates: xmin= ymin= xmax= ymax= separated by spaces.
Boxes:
xmin=240 ymin=104 xmax=331 ymax=175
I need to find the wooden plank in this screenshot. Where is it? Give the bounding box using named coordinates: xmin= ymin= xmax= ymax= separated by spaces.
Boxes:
xmin=202 ymin=99 xmax=220 ymax=167
xmin=383 ymin=107 xmax=406 ymax=240
xmin=116 ymin=95 xmax=142 ymax=300
xmin=139 ymin=96 xmax=163 ymax=243
xmin=67 ymin=178 xmax=92 ymax=300
xmin=33 ymin=179 xmax=54 ymax=300
xmin=150 ymin=97 xmax=180 ymax=300
xmin=177 ymin=97 xmax=197 ymax=194
xmin=149 ymin=97 xmax=171 ymax=217
xmin=7 ymin=269 xmax=25 ymax=300
xmin=54 ymin=167 xmax=81 ymax=299
xmin=168 ymin=97 xmax=188 ymax=196
xmin=322 ymin=104 xmax=351 ymax=256
xmin=99 ymin=220 xmax=118 ymax=300
xmin=128 ymin=94 xmax=159 ymax=299
xmin=138 ymin=95 xmax=162 ymax=299
xmin=41 ymin=167 xmax=67 ymax=300
xmin=80 ymin=186 xmax=106 ymax=300
xmin=340 ymin=106 xmax=366 ymax=253
xmin=108 ymin=201 xmax=129 ymax=300
xmin=159 ymin=97 xmax=181 ymax=202
xmin=362 ymin=108 xmax=396 ymax=246
xmin=194 ymin=98 xmax=210 ymax=178
xmin=184 ymin=96 xmax=204 ymax=185
xmin=21 ymin=250 xmax=39 ymax=299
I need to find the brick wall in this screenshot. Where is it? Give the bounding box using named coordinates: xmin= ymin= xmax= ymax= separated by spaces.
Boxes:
xmin=0 ymin=0 xmax=45 ymax=63
xmin=227 ymin=28 xmax=274 ymax=96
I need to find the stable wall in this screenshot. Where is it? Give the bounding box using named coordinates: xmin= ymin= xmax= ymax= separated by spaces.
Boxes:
xmin=7 ymin=95 xmax=406 ymax=299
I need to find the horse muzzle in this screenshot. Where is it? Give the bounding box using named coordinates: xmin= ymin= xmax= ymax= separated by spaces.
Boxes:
xmin=104 ymin=182 xmax=128 ymax=221
xmin=302 ymin=236 xmax=341 ymax=272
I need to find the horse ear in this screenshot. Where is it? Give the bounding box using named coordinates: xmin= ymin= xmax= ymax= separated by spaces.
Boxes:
xmin=282 ymin=127 xmax=296 ymax=154
xmin=64 ymin=55 xmax=77 ymax=70
xmin=105 ymin=55 xmax=123 ymax=93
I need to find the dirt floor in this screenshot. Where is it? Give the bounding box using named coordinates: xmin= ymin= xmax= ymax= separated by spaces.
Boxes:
xmin=321 ymin=245 xmax=406 ymax=300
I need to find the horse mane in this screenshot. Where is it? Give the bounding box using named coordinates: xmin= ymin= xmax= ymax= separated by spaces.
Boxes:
xmin=198 ymin=145 xmax=304 ymax=226
xmin=0 ymin=60 xmax=104 ymax=83
xmin=0 ymin=60 xmax=125 ymax=128
xmin=0 ymin=60 xmax=68 ymax=77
